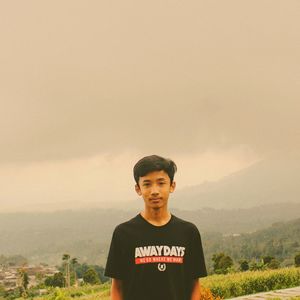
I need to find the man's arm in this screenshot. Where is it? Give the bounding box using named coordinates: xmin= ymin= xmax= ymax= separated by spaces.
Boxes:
xmin=111 ymin=278 xmax=124 ymax=300
xmin=190 ymin=278 xmax=201 ymax=300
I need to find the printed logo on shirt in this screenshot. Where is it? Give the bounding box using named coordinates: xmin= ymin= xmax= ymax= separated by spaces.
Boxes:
xmin=135 ymin=245 xmax=185 ymax=265
xmin=158 ymin=263 xmax=166 ymax=272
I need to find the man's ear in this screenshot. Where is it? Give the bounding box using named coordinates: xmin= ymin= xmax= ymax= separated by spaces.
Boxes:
xmin=135 ymin=184 xmax=142 ymax=196
xmin=170 ymin=181 xmax=176 ymax=193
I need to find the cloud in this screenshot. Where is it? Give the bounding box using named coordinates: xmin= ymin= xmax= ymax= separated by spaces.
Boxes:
xmin=0 ymin=0 xmax=299 ymax=163
xmin=0 ymin=149 xmax=258 ymax=212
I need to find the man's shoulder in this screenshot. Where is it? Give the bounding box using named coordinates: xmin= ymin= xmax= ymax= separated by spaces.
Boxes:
xmin=171 ymin=214 xmax=200 ymax=233
xmin=113 ymin=214 xmax=141 ymax=233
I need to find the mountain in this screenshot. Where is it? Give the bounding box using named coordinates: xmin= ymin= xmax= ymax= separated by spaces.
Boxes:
xmin=170 ymin=153 xmax=300 ymax=210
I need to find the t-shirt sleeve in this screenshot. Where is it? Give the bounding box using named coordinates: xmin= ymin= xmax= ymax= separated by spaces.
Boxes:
xmin=188 ymin=225 xmax=208 ymax=279
xmin=104 ymin=226 xmax=126 ymax=279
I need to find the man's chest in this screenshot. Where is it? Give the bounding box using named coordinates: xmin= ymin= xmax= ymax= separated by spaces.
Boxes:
xmin=121 ymin=228 xmax=192 ymax=275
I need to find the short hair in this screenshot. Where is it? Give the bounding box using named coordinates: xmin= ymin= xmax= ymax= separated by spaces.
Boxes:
xmin=133 ymin=155 xmax=177 ymax=186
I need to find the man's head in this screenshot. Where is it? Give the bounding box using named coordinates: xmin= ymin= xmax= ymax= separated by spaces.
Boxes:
xmin=133 ymin=155 xmax=177 ymax=187
xmin=133 ymin=155 xmax=177 ymax=210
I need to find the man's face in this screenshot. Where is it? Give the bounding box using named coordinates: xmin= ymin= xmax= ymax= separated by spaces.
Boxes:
xmin=135 ymin=170 xmax=176 ymax=210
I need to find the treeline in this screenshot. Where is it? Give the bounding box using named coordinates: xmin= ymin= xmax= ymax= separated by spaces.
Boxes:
xmin=203 ymin=217 xmax=300 ymax=272
xmin=210 ymin=252 xmax=300 ymax=275
xmin=1 ymin=203 xmax=300 ymax=266
xmin=48 ymin=254 xmax=109 ymax=288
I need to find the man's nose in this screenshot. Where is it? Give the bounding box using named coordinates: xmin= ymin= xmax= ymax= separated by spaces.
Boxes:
xmin=150 ymin=185 xmax=159 ymax=195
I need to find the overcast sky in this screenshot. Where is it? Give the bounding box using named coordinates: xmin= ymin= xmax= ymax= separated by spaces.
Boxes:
xmin=0 ymin=1 xmax=299 ymax=212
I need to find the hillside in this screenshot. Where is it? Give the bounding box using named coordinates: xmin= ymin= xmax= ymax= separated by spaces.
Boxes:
xmin=0 ymin=206 xmax=299 ymax=268
xmin=170 ymin=153 xmax=300 ymax=210
xmin=203 ymin=217 xmax=300 ymax=271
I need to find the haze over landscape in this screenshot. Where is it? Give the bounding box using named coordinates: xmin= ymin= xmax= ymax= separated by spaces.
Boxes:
xmin=1 ymin=1 xmax=299 ymax=213
xmin=0 ymin=1 xmax=299 ymax=283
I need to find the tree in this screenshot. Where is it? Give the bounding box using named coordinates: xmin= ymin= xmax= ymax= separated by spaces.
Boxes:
xmin=62 ymin=253 xmax=71 ymax=288
xmin=45 ymin=272 xmax=65 ymax=287
xmin=268 ymin=258 xmax=280 ymax=269
xmin=83 ymin=268 xmax=100 ymax=285
xmin=17 ymin=268 xmax=29 ymax=298
xmin=262 ymin=255 xmax=280 ymax=269
xmin=74 ymin=262 xmax=89 ymax=279
xmin=72 ymin=262 xmax=108 ymax=284
xmin=70 ymin=257 xmax=78 ymax=286
xmin=262 ymin=255 xmax=274 ymax=265
xmin=18 ymin=269 xmax=29 ymax=290
xmin=239 ymin=259 xmax=249 ymax=271
xmin=212 ymin=253 xmax=233 ymax=274
xmin=294 ymin=253 xmax=300 ymax=267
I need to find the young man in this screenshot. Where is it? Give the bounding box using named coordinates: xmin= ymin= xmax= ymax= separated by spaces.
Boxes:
xmin=105 ymin=155 xmax=207 ymax=300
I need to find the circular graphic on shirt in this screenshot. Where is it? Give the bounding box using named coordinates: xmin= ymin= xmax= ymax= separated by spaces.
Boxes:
xmin=158 ymin=263 xmax=166 ymax=272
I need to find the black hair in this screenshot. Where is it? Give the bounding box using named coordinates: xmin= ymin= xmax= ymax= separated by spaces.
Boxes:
xmin=133 ymin=155 xmax=177 ymax=186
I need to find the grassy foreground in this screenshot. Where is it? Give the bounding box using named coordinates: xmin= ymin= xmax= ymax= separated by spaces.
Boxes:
xmin=200 ymin=267 xmax=300 ymax=299
xmin=32 ymin=284 xmax=111 ymax=300
xmin=10 ymin=267 xmax=300 ymax=300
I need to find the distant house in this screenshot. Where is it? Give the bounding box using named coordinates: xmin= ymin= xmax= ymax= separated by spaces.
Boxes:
xmin=0 ymin=264 xmax=59 ymax=290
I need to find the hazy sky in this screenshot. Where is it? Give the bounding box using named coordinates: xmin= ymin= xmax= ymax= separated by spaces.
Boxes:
xmin=0 ymin=1 xmax=299 ymax=211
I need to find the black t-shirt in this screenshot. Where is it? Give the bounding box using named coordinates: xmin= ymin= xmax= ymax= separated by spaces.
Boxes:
xmin=105 ymin=213 xmax=207 ymax=300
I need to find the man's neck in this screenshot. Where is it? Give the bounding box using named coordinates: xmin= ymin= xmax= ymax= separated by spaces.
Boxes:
xmin=141 ymin=207 xmax=171 ymax=226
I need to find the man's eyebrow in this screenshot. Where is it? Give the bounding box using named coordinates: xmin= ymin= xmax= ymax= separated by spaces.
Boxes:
xmin=142 ymin=179 xmax=151 ymax=183
xmin=157 ymin=178 xmax=166 ymax=181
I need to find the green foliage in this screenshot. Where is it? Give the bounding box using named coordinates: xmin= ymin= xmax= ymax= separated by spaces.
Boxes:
xmin=212 ymin=253 xmax=233 ymax=274
xmin=48 ymin=288 xmax=70 ymax=300
xmin=239 ymin=260 xmax=249 ymax=271
xmin=45 ymin=272 xmax=66 ymax=287
xmin=205 ymin=218 xmax=300 ymax=272
xmin=2 ymin=287 xmax=22 ymax=300
xmin=295 ymin=253 xmax=300 ymax=267
xmin=18 ymin=269 xmax=29 ymax=291
xmin=83 ymin=268 xmax=100 ymax=285
xmin=262 ymin=255 xmax=274 ymax=265
xmin=200 ymin=267 xmax=300 ymax=299
xmin=72 ymin=263 xmax=108 ymax=284
xmin=62 ymin=254 xmax=72 ymax=288
xmin=267 ymin=258 xmax=280 ymax=269
xmin=27 ymin=282 xmax=110 ymax=300
xmin=249 ymin=261 xmax=265 ymax=271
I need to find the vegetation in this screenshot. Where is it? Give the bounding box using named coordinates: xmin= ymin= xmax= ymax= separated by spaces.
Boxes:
xmin=83 ymin=268 xmax=100 ymax=285
xmin=239 ymin=259 xmax=249 ymax=271
xmin=1 ymin=212 xmax=300 ymax=299
xmin=45 ymin=272 xmax=65 ymax=288
xmin=1 ymin=206 xmax=300 ymax=267
xmin=2 ymin=267 xmax=300 ymax=300
xmin=295 ymin=253 xmax=300 ymax=267
xmin=204 ymin=218 xmax=300 ymax=271
xmin=57 ymin=262 xmax=108 ymax=284
xmin=17 ymin=268 xmax=29 ymax=297
xmin=200 ymin=267 xmax=300 ymax=299
xmin=212 ymin=253 xmax=234 ymax=274
xmin=26 ymin=283 xmax=110 ymax=300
